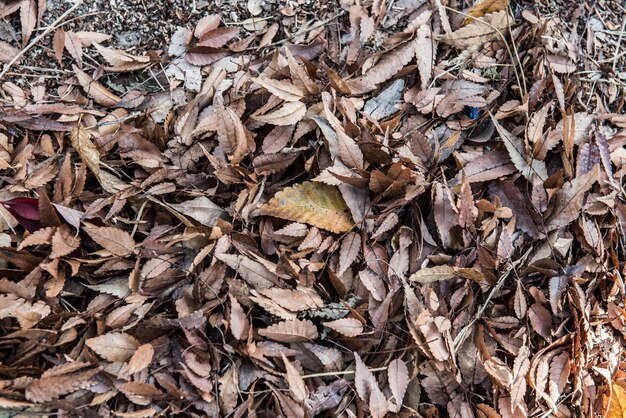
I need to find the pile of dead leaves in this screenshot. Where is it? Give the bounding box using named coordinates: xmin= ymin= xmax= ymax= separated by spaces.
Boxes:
xmin=1 ymin=0 xmax=626 ymax=416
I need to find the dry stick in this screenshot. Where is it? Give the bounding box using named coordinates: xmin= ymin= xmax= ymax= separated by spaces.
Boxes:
xmin=0 ymin=0 xmax=83 ymax=80
xmin=302 ymin=366 xmax=387 ymax=379
xmin=613 ymin=14 xmax=626 ymax=72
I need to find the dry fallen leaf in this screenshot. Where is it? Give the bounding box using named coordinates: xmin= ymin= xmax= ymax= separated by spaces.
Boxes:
xmin=260 ymin=181 xmax=355 ymax=233
xmin=86 ymin=332 xmax=140 ymax=362
xmin=443 ymin=10 xmax=509 ymax=49
xmin=258 ymin=318 xmax=319 ymax=343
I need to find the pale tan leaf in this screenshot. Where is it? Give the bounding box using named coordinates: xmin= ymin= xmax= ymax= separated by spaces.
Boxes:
xmin=281 ymin=353 xmax=307 ymax=403
xmin=25 ymin=368 xmax=98 ymax=402
xmin=346 ymin=39 xmax=416 ymax=94
xmin=260 ymin=181 xmax=354 ymax=233
xmin=415 ymin=24 xmax=433 ymax=89
xmin=255 ymin=76 xmax=305 ymax=102
xmin=257 ymin=286 xmax=324 ymax=311
xmin=70 ymin=124 xmax=101 ymax=181
xmin=93 ymin=42 xmax=150 ymax=67
xmin=215 ymin=96 xmax=249 ymax=164
xmin=388 ymin=359 xmax=409 ymax=409
xmin=464 ymin=150 xmax=517 ymax=183
xmin=229 ymin=294 xmax=249 ymax=340
xmin=253 ymin=101 xmax=306 ymax=126
xmin=86 ymin=332 xmax=140 ymax=362
xmin=20 ymin=0 xmax=37 ymax=46
xmin=169 ymin=196 xmax=226 ymax=227
xmin=65 ymin=31 xmax=83 ymax=67
xmin=51 ymin=224 xmax=80 ymax=258
xmin=338 ymin=232 xmax=361 ymax=275
xmin=0 ymin=294 xmax=51 ymax=330
xmin=442 ymin=10 xmax=509 ymax=49
xmin=215 ymin=252 xmax=283 ymax=289
xmin=75 ymin=31 xmax=112 ymax=47
xmin=18 ymin=226 xmax=54 ymax=250
xmin=545 ymin=166 xmax=599 ymax=231
xmin=0 ymin=40 xmax=19 ymax=64
xmin=526 ymin=101 xmax=552 ymax=145
xmin=408 ymin=265 xmax=484 ymax=283
xmin=122 ymin=343 xmax=154 ymax=376
xmin=528 ymin=303 xmax=552 ymax=340
xmin=82 ymin=224 xmax=136 ymax=257
xmin=323 ymin=317 xmax=363 ymax=337
xmin=354 ymin=352 xmax=388 ymax=418
xmin=51 ymin=28 xmax=65 ymax=66
xmin=195 ymin=13 xmax=222 ymax=39
xmin=258 ymin=318 xmax=318 ymax=343
xmin=73 ymin=65 xmax=121 ymax=107
xmin=491 ymin=114 xmax=548 ymax=182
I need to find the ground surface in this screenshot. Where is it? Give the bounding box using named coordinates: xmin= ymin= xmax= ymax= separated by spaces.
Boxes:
xmin=0 ymin=0 xmax=626 ymax=417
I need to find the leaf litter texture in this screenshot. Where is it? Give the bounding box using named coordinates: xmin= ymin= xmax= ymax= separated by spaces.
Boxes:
xmin=0 ymin=0 xmax=624 ymax=417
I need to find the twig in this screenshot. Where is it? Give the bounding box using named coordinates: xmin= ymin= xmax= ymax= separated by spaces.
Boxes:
xmin=302 ymin=366 xmax=387 ymax=379
xmin=612 ymin=14 xmax=626 ymax=72
xmin=0 ymin=0 xmax=83 ymax=80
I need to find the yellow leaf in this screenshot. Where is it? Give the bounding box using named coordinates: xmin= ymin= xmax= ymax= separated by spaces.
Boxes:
xmin=464 ymin=0 xmax=509 ymax=25
xmin=607 ymin=382 xmax=626 ymax=418
xmin=260 ymin=181 xmax=354 ymax=233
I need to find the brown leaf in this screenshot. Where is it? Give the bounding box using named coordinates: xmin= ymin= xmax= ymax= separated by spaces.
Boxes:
xmin=195 ymin=13 xmax=222 ymax=39
xmin=18 ymin=226 xmax=54 ymax=250
xmin=215 ymin=253 xmax=283 ymax=289
xmin=281 ymin=353 xmax=307 ymax=403
xmin=20 ymin=0 xmax=37 ymax=46
xmin=0 ymin=40 xmax=19 ymax=64
xmin=258 ymin=318 xmax=319 ymax=343
xmin=260 ymin=181 xmax=354 ymax=233
xmin=545 ymin=166 xmax=599 ymax=231
xmin=354 ymin=352 xmax=388 ymax=418
xmin=70 ymin=124 xmax=101 ymax=181
xmin=443 ymin=10 xmax=509 ymax=49
xmin=528 ymin=303 xmax=552 ymax=340
xmin=491 ymin=114 xmax=548 ymax=182
xmin=169 ymin=196 xmax=226 ymax=227
xmin=255 ymin=76 xmax=305 ymax=102
xmin=338 ymin=232 xmax=361 ymax=275
xmin=253 ymin=101 xmax=307 ymax=126
xmin=347 ymin=39 xmax=416 ymax=94
xmin=25 ymin=367 xmax=98 ymax=402
xmin=229 ymin=294 xmax=249 ymax=340
xmin=323 ymin=317 xmax=364 ymax=337
xmin=215 ymin=95 xmax=249 ymax=164
xmin=73 ymin=65 xmax=121 ymax=107
xmin=86 ymin=332 xmax=140 ymax=362
xmin=65 ymin=31 xmax=83 ymax=67
xmin=197 ymin=27 xmax=239 ymax=48
xmin=185 ymin=46 xmax=230 ymax=66
xmin=83 ymin=224 xmax=136 ymax=257
xmin=122 ymin=343 xmax=154 ymax=376
xmin=51 ymin=224 xmax=80 ymax=258
xmin=408 ymin=265 xmax=484 ymax=283
xmin=388 ymin=359 xmax=409 ymax=409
